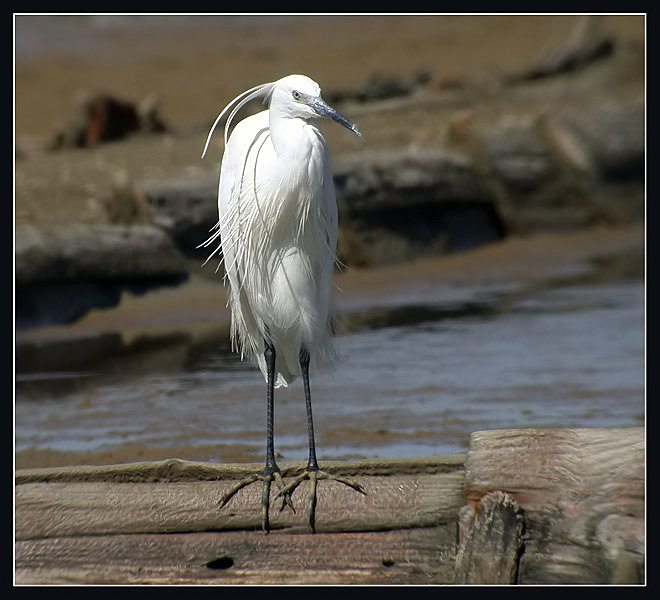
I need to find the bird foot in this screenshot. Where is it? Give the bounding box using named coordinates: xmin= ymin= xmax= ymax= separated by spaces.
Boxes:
xmin=218 ymin=465 xmax=295 ymax=533
xmin=277 ymin=466 xmax=366 ymax=532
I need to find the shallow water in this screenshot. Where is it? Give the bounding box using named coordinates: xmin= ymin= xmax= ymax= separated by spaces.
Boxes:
xmin=15 ymin=276 xmax=645 ymax=465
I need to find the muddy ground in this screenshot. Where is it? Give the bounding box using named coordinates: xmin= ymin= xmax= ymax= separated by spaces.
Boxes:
xmin=15 ymin=15 xmax=644 ymax=140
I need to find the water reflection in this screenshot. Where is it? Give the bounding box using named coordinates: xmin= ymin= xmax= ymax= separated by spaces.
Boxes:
xmin=16 ymin=276 xmax=188 ymax=331
xmin=15 ymin=274 xmax=644 ymax=467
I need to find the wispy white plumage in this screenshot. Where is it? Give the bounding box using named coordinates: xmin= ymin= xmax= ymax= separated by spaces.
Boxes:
xmin=202 ymin=74 xmax=364 ymax=532
xmin=202 ymin=74 xmax=358 ymax=386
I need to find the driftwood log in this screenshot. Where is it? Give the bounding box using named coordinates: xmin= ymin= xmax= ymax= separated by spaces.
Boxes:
xmin=15 ymin=427 xmax=644 ymax=585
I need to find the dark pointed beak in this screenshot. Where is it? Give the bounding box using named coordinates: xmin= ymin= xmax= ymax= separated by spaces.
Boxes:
xmin=310 ymin=97 xmax=361 ymax=137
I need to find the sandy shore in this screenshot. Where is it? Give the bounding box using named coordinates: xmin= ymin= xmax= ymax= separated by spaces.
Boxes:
xmin=15 ymin=15 xmax=644 ymax=141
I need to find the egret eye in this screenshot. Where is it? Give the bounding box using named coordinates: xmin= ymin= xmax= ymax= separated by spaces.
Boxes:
xmin=292 ymin=90 xmax=302 ymax=101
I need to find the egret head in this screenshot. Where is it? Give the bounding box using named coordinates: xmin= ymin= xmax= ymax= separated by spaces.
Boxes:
xmin=270 ymin=74 xmax=362 ymax=137
xmin=202 ymin=74 xmax=361 ymax=158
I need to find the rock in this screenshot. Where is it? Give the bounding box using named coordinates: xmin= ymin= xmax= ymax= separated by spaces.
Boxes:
xmin=136 ymin=174 xmax=219 ymax=257
xmin=15 ymin=223 xmax=189 ymax=330
xmin=517 ymin=15 xmax=615 ymax=81
xmin=334 ymin=149 xmax=505 ymax=266
xmin=50 ymin=92 xmax=168 ymax=150
xmin=479 ymin=117 xmax=556 ymax=193
xmin=16 ymin=223 xmax=187 ymax=285
xmin=546 ymin=99 xmax=645 ymax=181
xmin=451 ymin=98 xmax=644 ymax=233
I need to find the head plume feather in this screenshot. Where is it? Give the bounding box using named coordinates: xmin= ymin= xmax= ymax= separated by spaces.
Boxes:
xmin=201 ymin=80 xmax=275 ymax=158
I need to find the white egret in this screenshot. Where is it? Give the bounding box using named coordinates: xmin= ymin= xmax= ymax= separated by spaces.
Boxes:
xmin=201 ymin=74 xmax=364 ymax=532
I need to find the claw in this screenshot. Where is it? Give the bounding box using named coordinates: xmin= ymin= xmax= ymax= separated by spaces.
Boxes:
xmin=277 ymin=468 xmax=366 ymax=532
xmin=273 ymin=470 xmax=295 ymax=513
xmin=218 ymin=467 xmax=295 ymax=533
xmin=218 ymin=473 xmax=260 ymax=508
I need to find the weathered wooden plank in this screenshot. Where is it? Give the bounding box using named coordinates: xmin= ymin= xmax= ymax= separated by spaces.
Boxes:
xmin=14 ymin=428 xmax=645 ymax=585
xmin=462 ymin=427 xmax=645 ymax=584
xmin=15 ymin=455 xmax=466 ymax=484
xmin=16 ymin=456 xmax=466 ymax=538
xmin=454 ymin=491 xmax=524 ymax=584
xmin=15 ymin=527 xmax=456 ymax=585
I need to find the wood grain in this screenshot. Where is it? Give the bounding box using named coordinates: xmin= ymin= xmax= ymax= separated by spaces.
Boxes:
xmin=15 ymin=429 xmax=645 ymax=584
xmin=15 ymin=528 xmax=457 ymax=585
xmin=462 ymin=427 xmax=645 ymax=584
xmin=15 ymin=456 xmax=466 ymax=538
